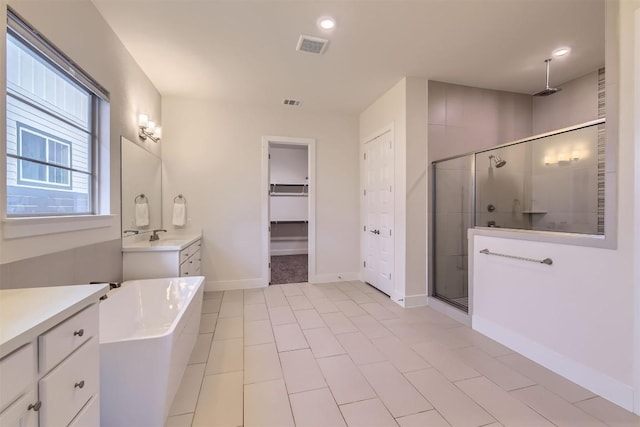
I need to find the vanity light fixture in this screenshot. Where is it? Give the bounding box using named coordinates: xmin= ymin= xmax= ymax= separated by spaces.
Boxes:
xmin=138 ymin=113 xmax=162 ymax=143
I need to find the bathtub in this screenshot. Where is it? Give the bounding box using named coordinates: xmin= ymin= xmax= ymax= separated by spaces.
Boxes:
xmin=99 ymin=276 xmax=204 ymax=427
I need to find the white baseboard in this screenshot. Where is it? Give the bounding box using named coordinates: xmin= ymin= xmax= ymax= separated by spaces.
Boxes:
xmin=308 ymin=272 xmax=359 ymax=284
xmin=427 ymin=297 xmax=471 ymax=326
xmin=270 ymin=249 xmax=308 ymax=256
xmin=205 ymin=278 xmax=266 ymax=292
xmin=402 ymin=294 xmax=428 ymax=308
xmin=473 ymin=315 xmax=635 ymax=412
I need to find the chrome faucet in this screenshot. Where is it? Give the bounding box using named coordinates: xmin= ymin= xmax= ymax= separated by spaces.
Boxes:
xmin=150 ymin=229 xmax=167 ymax=241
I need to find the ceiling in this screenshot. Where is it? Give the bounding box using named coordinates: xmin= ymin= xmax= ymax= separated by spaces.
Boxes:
xmin=91 ymin=0 xmax=605 ymax=115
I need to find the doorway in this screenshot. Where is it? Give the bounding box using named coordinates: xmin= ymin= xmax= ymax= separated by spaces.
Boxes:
xmin=261 ymin=136 xmax=316 ymax=285
xmin=362 ymin=128 xmax=394 ymax=296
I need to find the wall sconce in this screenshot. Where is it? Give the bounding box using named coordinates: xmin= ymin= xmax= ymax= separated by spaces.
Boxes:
xmin=138 ymin=114 xmax=162 ymax=143
xmin=544 ymin=149 xmax=583 ymax=166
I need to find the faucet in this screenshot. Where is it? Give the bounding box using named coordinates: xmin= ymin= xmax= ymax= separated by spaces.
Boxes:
xmin=150 ymin=229 xmax=167 ymax=241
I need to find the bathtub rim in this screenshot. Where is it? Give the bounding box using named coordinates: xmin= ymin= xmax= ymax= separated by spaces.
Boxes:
xmin=99 ymin=275 xmax=204 ymax=345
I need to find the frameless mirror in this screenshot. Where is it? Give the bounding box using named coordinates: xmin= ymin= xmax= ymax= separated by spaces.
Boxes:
xmin=121 ymin=136 xmax=161 ymax=235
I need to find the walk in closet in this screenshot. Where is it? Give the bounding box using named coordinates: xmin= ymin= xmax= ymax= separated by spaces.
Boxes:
xmin=269 ymin=144 xmax=308 ymax=284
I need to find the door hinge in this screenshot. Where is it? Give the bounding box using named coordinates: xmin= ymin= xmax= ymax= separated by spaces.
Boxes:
xmin=363 ymin=189 xmax=367 ymax=196
xmin=389 ymin=273 xmax=392 ymax=279
xmin=268 ymin=153 xmax=271 ymax=159
xmin=363 ymin=225 xmax=366 ymax=232
xmin=390 ymin=229 xmax=392 ymax=236
xmin=363 ymin=260 xmax=366 ymax=268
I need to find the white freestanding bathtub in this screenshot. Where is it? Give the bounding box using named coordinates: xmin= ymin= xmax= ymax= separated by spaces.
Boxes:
xmin=99 ymin=276 xmax=204 ymax=427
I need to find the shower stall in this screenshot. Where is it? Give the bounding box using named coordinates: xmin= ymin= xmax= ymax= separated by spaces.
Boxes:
xmin=431 ymin=119 xmax=604 ymax=312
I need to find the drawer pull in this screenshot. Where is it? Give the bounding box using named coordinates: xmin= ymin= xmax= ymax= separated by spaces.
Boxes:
xmin=74 ymin=380 xmax=85 ymax=389
xmin=28 ymin=401 xmax=42 ymax=411
xmin=73 ymin=329 xmax=84 ymax=337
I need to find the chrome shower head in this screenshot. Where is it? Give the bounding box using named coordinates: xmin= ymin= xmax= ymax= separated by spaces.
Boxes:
xmin=533 ymin=59 xmax=562 ymax=97
xmin=489 ymin=154 xmax=507 ymax=168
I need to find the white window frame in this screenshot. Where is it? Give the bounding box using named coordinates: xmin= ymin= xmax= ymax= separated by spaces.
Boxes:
xmin=2 ymin=7 xmax=113 ymax=238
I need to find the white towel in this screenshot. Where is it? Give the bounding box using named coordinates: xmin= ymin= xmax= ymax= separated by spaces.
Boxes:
xmin=172 ymin=202 xmax=186 ymax=227
xmin=135 ymin=202 xmax=149 ymax=227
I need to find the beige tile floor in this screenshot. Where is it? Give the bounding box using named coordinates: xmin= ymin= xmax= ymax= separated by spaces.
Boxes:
xmin=164 ymin=281 xmax=639 ymax=427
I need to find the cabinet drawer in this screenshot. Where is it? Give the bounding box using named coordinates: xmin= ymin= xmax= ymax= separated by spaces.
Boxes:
xmin=39 ymin=338 xmax=99 ymax=427
xmin=0 ymin=343 xmax=36 ymax=412
xmin=68 ymin=394 xmax=99 ymax=427
xmin=180 ymin=249 xmax=201 ymax=277
xmin=180 ymin=240 xmax=201 ymax=264
xmin=0 ymin=387 xmax=38 ymax=427
xmin=39 ymin=304 xmax=98 ymax=373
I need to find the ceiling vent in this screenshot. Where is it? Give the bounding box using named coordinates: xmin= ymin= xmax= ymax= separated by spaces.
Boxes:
xmin=283 ymin=99 xmax=302 ymax=106
xmin=296 ymin=35 xmax=328 ymax=55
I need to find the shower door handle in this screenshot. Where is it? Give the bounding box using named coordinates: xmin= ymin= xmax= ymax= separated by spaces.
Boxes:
xmin=370 ymin=229 xmax=380 ymax=235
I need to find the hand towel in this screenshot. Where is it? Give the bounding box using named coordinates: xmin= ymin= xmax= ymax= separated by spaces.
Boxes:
xmin=172 ymin=202 xmax=186 ymax=227
xmin=135 ymin=202 xmax=149 ymax=227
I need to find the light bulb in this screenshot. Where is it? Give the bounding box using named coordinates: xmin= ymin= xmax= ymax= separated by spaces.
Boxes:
xmin=138 ymin=114 xmax=149 ymax=128
xmin=318 ymin=16 xmax=336 ymax=30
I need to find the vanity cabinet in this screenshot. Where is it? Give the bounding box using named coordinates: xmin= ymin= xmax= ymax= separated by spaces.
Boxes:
xmin=0 ymin=285 xmax=107 ymax=427
xmin=123 ymin=237 xmax=202 ymax=280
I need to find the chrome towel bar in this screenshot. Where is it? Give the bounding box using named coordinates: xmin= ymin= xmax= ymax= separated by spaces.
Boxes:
xmin=479 ymin=248 xmax=553 ymax=265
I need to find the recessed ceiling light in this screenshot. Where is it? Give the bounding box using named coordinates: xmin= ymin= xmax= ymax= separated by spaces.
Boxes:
xmin=553 ymin=47 xmax=571 ymax=57
xmin=318 ymin=16 xmax=336 ymax=31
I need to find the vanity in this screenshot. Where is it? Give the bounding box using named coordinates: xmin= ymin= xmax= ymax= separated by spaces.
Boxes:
xmin=0 ymin=284 xmax=108 ymax=427
xmin=122 ymin=234 xmax=202 ymax=281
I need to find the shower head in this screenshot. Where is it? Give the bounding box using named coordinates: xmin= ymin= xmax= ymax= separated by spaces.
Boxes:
xmin=533 ymin=59 xmax=562 ymax=97
xmin=489 ymin=154 xmax=507 ymax=168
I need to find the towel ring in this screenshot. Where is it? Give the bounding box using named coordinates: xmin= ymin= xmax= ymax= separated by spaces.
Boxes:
xmin=135 ymin=194 xmax=148 ymax=204
xmin=174 ymin=194 xmax=187 ymax=204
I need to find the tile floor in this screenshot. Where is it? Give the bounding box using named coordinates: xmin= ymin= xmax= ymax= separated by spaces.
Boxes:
xmin=165 ymin=281 xmax=639 ymax=427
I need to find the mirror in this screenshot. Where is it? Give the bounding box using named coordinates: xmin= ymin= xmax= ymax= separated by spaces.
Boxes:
xmin=121 ymin=136 xmax=162 ymax=235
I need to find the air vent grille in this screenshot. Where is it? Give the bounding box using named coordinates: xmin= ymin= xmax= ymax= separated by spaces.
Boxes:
xmin=283 ymin=99 xmax=302 ymax=106
xmin=296 ymin=35 xmax=328 ymax=55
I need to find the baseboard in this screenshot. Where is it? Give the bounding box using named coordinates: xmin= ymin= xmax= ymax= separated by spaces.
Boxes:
xmin=308 ymin=272 xmax=359 ymax=284
xmin=205 ymin=278 xmax=266 ymax=292
xmin=401 ymin=294 xmax=428 ymax=308
xmin=270 ymin=249 xmax=308 ymax=256
xmin=427 ymin=296 xmax=471 ymax=326
xmin=473 ymin=315 xmax=635 ymax=412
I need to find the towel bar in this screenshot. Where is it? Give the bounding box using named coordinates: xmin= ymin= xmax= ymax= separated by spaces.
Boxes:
xmin=479 ymin=248 xmax=553 ymax=265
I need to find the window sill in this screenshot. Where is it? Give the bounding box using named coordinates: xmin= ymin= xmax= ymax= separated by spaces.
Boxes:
xmin=2 ymin=214 xmax=116 ymax=239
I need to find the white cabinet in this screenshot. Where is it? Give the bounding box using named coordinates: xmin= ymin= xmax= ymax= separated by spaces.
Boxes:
xmin=0 ymin=285 xmax=106 ymax=427
xmin=123 ymin=238 xmax=202 ymax=280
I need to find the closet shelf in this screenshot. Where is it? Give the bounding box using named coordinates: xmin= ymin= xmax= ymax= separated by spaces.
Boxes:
xmin=270 ymin=192 xmax=308 ymax=197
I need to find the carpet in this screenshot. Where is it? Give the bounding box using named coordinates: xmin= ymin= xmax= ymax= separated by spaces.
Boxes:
xmin=271 ymin=255 xmax=308 ymax=285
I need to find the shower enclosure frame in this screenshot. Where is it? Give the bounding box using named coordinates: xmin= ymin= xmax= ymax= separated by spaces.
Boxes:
xmin=430 ymin=118 xmax=606 ymax=313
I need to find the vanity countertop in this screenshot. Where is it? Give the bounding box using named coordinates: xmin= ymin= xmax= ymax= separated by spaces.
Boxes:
xmin=122 ymin=234 xmax=202 ymax=252
xmin=0 ymin=283 xmax=109 ymax=358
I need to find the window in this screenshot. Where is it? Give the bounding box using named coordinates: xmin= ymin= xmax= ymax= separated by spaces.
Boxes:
xmin=5 ymin=10 xmax=108 ymax=217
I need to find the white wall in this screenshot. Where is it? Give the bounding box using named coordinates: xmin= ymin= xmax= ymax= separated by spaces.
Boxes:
xmin=161 ymin=96 xmax=359 ymax=290
xmin=472 ymin=0 xmax=640 ymax=413
xmin=0 ymin=0 xmax=161 ymax=285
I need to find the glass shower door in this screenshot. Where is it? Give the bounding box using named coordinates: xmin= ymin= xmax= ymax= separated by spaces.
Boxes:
xmin=432 ymin=154 xmax=474 ymax=312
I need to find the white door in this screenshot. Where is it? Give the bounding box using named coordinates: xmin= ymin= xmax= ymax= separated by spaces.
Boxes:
xmin=363 ymin=131 xmax=394 ymax=295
